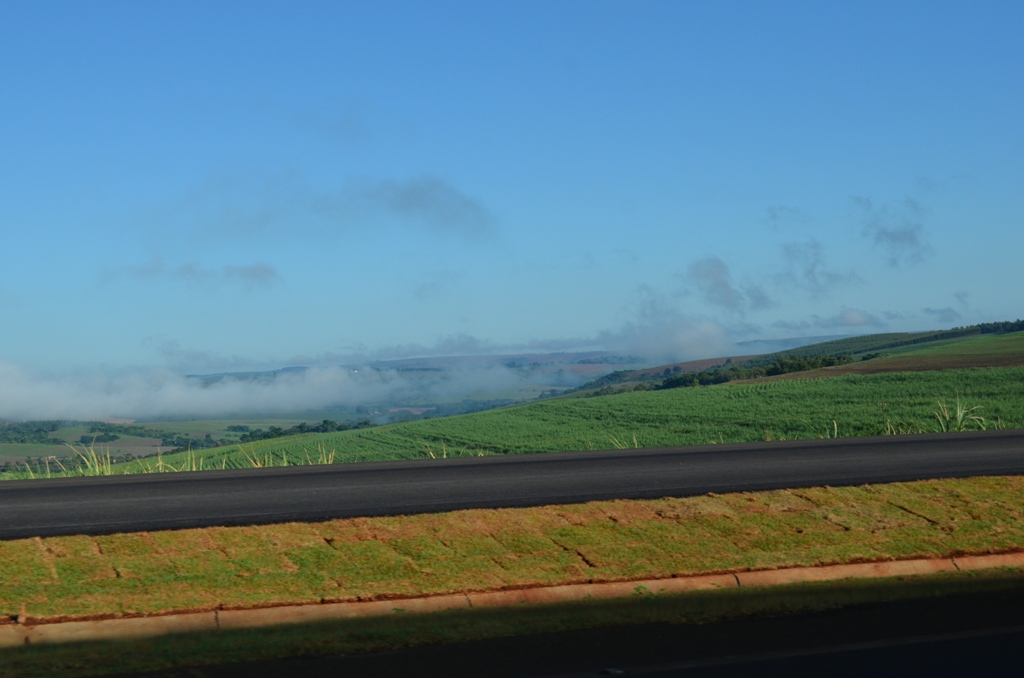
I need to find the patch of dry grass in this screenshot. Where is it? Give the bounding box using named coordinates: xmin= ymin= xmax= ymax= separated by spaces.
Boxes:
xmin=3 ymin=476 xmax=1024 ymax=621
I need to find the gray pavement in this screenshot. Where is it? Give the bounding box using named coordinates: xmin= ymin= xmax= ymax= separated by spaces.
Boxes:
xmin=2 ymin=429 xmax=1023 ymax=540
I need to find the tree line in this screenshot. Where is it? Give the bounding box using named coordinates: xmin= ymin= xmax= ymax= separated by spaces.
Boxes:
xmin=232 ymin=419 xmax=374 ymax=444
xmin=653 ymin=354 xmax=854 ymax=390
xmin=582 ymin=354 xmax=854 ymax=397
xmin=0 ymin=421 xmax=62 ymax=444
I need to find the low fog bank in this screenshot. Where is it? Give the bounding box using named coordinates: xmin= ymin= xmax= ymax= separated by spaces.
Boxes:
xmin=0 ymin=316 xmax=742 ymax=421
xmin=0 ymin=363 xmax=371 ymax=421
xmin=0 ymin=359 xmax=593 ymax=422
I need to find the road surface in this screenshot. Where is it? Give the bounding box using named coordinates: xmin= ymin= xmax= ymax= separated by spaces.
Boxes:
xmin=2 ymin=429 xmax=1022 ymax=540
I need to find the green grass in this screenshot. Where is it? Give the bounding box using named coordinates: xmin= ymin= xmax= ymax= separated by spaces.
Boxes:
xmin=758 ymin=326 xmax=1024 ymax=361
xmin=882 ymin=331 xmax=1024 ymax=358
xmin=746 ymin=329 xmax=971 ymax=361
xmin=3 ymin=475 xmax=1024 ymax=622
xmin=174 ymin=366 xmax=1024 ymax=469
xmin=3 ymin=564 xmax=1024 ymax=677
xmin=3 ymin=364 xmax=1022 ymax=479
xmin=0 ymin=444 xmax=68 ymax=462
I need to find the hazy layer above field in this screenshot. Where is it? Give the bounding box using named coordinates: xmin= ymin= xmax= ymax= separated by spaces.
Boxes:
xmin=134 ymin=366 xmax=1022 ymax=472
xmin=6 ymin=326 xmax=1018 ymax=425
xmin=0 ymin=352 xmax=640 ymax=422
xmin=3 ymin=475 xmax=1023 ymax=621
xmin=3 ymin=330 xmax=1021 ymax=473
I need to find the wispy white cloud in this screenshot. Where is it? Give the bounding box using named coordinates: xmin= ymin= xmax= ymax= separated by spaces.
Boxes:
xmin=142 ymin=172 xmax=498 ymax=245
xmin=140 ymin=337 xmax=265 ymax=373
xmin=102 ymin=259 xmax=280 ymax=290
xmin=777 ymin=240 xmax=858 ymax=297
xmin=224 ymin=263 xmax=279 ymax=289
xmin=414 ymin=269 xmax=464 ymax=300
xmin=922 ymin=306 xmax=961 ymax=324
xmin=852 ymin=195 xmax=934 ymax=266
xmin=0 ymin=362 xmax=450 ymax=420
xmin=743 ymin=285 xmax=775 ymax=311
xmin=0 ymin=348 xmax=586 ymax=420
xmin=685 ymin=241 xmax=852 ymax=316
xmin=773 ymin=307 xmax=883 ymax=332
xmin=684 ymin=257 xmax=774 ymax=313
xmin=315 ymin=290 xmax=733 ymax=368
xmin=687 ymin=257 xmax=745 ymax=311
xmin=253 ymin=95 xmax=371 ymax=144
xmin=360 ymin=334 xmax=499 ymax=361
xmin=763 ymin=205 xmax=811 ymax=231
xmin=348 ymin=175 xmax=496 ymax=240
xmin=594 ymin=289 xmax=732 ymax=363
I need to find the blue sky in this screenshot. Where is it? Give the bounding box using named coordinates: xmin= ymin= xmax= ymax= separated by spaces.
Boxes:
xmin=3 ymin=0 xmax=1023 ymax=381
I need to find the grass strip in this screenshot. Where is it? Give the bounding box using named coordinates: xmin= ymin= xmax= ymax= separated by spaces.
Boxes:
xmin=3 ymin=475 xmax=1024 ymax=622
xmin=2 ymin=568 xmax=1024 ymax=678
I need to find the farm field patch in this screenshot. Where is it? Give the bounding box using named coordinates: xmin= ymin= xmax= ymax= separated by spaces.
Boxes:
xmin=3 ymin=366 xmax=1022 ymax=477
xmin=0 ymin=444 xmax=68 ymax=463
xmin=150 ymin=366 xmax=1024 ymax=470
xmin=3 ymin=475 xmax=1024 ymax=622
xmin=760 ymin=331 xmax=1024 ymax=379
xmin=0 ymin=420 xmax=322 ymax=468
xmin=883 ymin=331 xmax=1024 ymax=358
xmin=3 ymin=335 xmax=1021 ymax=478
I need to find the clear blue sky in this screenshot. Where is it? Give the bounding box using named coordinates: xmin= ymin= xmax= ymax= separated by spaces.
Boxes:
xmin=3 ymin=0 xmax=1022 ymax=378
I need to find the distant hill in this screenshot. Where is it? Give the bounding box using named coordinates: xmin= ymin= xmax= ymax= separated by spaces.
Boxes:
xmin=575 ymin=320 xmax=1024 ymax=394
xmin=181 ymin=351 xmax=648 ymax=422
xmin=735 ymin=334 xmax=850 ymax=354
xmin=187 ymin=351 xmax=640 ymax=382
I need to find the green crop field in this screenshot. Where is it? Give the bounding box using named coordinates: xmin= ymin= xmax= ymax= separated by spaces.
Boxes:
xmin=757 ymin=331 xmax=1024 ymax=380
xmin=0 ymin=443 xmax=68 ymax=462
xmin=3 ymin=332 xmax=1021 ymax=479
xmin=882 ymin=331 xmax=1024 ymax=358
xmin=87 ymin=365 xmax=1022 ymax=475
xmin=0 ymin=435 xmax=166 ymax=465
xmin=755 ymin=331 xmax=944 ymax=359
xmin=756 ymin=326 xmax=1024 ymax=362
xmin=1 ymin=334 xmax=1023 ymax=676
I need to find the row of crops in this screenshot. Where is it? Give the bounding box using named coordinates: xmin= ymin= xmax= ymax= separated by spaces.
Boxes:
xmin=4 ymin=366 xmax=1021 ymax=479
xmin=189 ymin=366 xmax=1024 ymax=466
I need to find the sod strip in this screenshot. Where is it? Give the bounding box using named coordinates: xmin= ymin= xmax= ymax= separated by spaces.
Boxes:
xmin=2 ymin=475 xmax=1024 ymax=623
xmin=2 ymin=552 xmax=1023 ymax=649
xmin=4 ymin=570 xmax=1024 ymax=678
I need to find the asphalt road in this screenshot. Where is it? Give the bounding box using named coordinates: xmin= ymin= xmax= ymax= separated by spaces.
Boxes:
xmin=2 ymin=429 xmax=1023 ymax=540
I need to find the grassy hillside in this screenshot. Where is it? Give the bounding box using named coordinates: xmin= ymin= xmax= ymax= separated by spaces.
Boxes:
xmin=883 ymin=331 xmax=1024 ymax=358
xmin=3 ymin=330 xmax=1021 ymax=478
xmin=578 ymin=327 xmax=1024 ymax=393
xmin=762 ymin=331 xmax=1024 ymax=380
xmin=0 ymin=443 xmax=68 ymax=462
xmin=752 ymin=330 xmax=955 ymax=360
xmin=754 ymin=321 xmax=1023 ymax=361
xmin=101 ymin=365 xmax=1024 ymax=474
